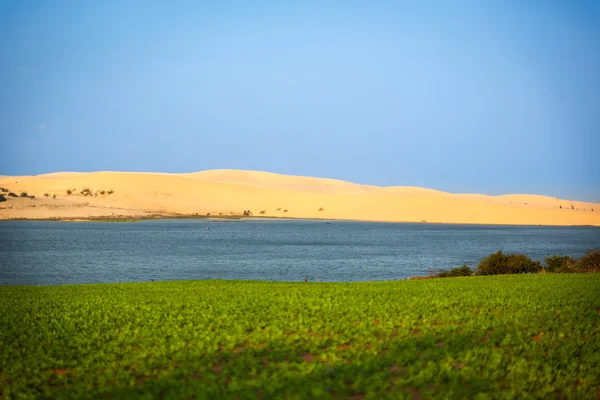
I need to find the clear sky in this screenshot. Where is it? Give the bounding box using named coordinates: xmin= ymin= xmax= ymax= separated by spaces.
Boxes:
xmin=1 ymin=1 xmax=599 ymax=201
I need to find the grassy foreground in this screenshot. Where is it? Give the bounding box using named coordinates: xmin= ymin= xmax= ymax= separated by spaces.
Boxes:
xmin=1 ymin=276 xmax=599 ymax=399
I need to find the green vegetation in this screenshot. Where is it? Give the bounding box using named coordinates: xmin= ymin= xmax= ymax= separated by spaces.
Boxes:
xmin=544 ymin=250 xmax=600 ymax=273
xmin=433 ymin=250 xmax=600 ymax=278
xmin=66 ymin=189 xmax=73 ymax=195
xmin=436 ymin=264 xmax=473 ymax=278
xmin=53 ymin=194 xmax=57 ymax=199
xmin=1 ymin=275 xmax=598 ymax=399
xmin=7 ymin=192 xmax=17 ymax=197
xmin=0 ymin=187 xmax=7 ymax=193
xmin=80 ymin=188 xmax=92 ymax=196
xmin=476 ymin=251 xmax=542 ymax=275
xmin=0 ymin=194 xmax=6 ymax=202
xmin=19 ymin=191 xmax=29 ymax=198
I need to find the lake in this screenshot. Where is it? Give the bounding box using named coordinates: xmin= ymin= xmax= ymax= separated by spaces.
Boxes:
xmin=0 ymin=220 xmax=598 ymax=285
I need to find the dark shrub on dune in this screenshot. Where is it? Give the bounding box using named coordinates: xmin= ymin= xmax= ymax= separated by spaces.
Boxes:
xmin=0 ymin=194 xmax=6 ymax=202
xmin=477 ymin=251 xmax=542 ymax=275
xmin=8 ymin=192 xmax=17 ymax=197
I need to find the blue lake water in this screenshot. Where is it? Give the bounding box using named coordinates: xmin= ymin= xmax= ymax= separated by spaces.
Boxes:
xmin=0 ymin=220 xmax=598 ymax=285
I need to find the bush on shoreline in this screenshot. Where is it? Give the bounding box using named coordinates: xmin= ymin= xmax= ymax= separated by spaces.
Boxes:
xmin=430 ymin=249 xmax=599 ymax=279
xmin=477 ymin=251 xmax=542 ymax=275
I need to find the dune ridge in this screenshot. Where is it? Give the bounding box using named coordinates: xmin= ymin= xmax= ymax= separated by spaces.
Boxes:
xmin=1 ymin=169 xmax=599 ymax=226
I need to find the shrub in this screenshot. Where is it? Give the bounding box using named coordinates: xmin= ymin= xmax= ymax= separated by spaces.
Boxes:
xmin=544 ymin=255 xmax=576 ymax=273
xmin=8 ymin=192 xmax=17 ymax=197
xmin=80 ymin=188 xmax=92 ymax=196
xmin=20 ymin=191 xmax=29 ymax=198
xmin=66 ymin=189 xmax=73 ymax=195
xmin=319 ymin=207 xmax=325 ymax=211
xmin=276 ymin=208 xmax=281 ymax=211
xmin=0 ymin=187 xmax=7 ymax=193
xmin=52 ymin=194 xmax=56 ymax=199
xmin=44 ymin=193 xmax=49 ymax=198
xmin=243 ymin=210 xmax=253 ymax=216
xmin=0 ymin=194 xmax=6 ymax=202
xmin=573 ymin=250 xmax=600 ymax=273
xmin=283 ymin=209 xmax=288 ymax=213
xmin=477 ymin=251 xmax=542 ymax=275
xmin=260 ymin=210 xmax=266 ymax=214
xmin=437 ymin=265 xmax=473 ymax=278
xmin=100 ymin=190 xmax=106 ymax=196
xmin=107 ymin=189 xmax=114 ymax=195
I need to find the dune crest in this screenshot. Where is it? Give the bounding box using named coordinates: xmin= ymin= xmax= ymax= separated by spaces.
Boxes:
xmin=1 ymin=170 xmax=599 ymax=226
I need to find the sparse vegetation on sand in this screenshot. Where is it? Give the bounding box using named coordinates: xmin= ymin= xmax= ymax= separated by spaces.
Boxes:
xmin=0 ymin=187 xmax=7 ymax=193
xmin=80 ymin=188 xmax=92 ymax=197
xmin=0 ymin=194 xmax=6 ymax=202
xmin=8 ymin=192 xmax=17 ymax=197
xmin=1 ymin=275 xmax=598 ymax=398
xmin=19 ymin=191 xmax=29 ymax=198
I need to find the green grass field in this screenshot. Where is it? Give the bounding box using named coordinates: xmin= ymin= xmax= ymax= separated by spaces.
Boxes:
xmin=1 ymin=275 xmax=599 ymax=399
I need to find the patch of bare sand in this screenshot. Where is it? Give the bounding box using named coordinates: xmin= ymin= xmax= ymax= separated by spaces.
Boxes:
xmin=0 ymin=170 xmax=598 ymax=226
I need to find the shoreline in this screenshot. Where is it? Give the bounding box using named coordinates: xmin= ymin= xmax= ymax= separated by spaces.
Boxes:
xmin=0 ymin=213 xmax=598 ymax=227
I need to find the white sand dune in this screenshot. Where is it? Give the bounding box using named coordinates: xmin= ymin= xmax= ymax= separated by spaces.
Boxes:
xmin=1 ymin=169 xmax=599 ymax=226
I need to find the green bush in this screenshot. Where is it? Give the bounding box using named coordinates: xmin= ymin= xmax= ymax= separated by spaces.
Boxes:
xmin=477 ymin=251 xmax=542 ymax=275
xmin=437 ymin=265 xmax=473 ymax=278
xmin=573 ymin=250 xmax=600 ymax=273
xmin=544 ymin=255 xmax=576 ymax=273
xmin=19 ymin=191 xmax=29 ymax=198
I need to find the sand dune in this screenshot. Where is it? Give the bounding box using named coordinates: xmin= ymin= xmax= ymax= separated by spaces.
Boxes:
xmin=1 ymin=169 xmax=599 ymax=226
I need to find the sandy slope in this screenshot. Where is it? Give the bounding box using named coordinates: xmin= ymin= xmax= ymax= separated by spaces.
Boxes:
xmin=1 ymin=169 xmax=599 ymax=226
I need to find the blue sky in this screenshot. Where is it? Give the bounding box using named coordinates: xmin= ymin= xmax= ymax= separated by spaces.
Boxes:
xmin=1 ymin=1 xmax=599 ymax=200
